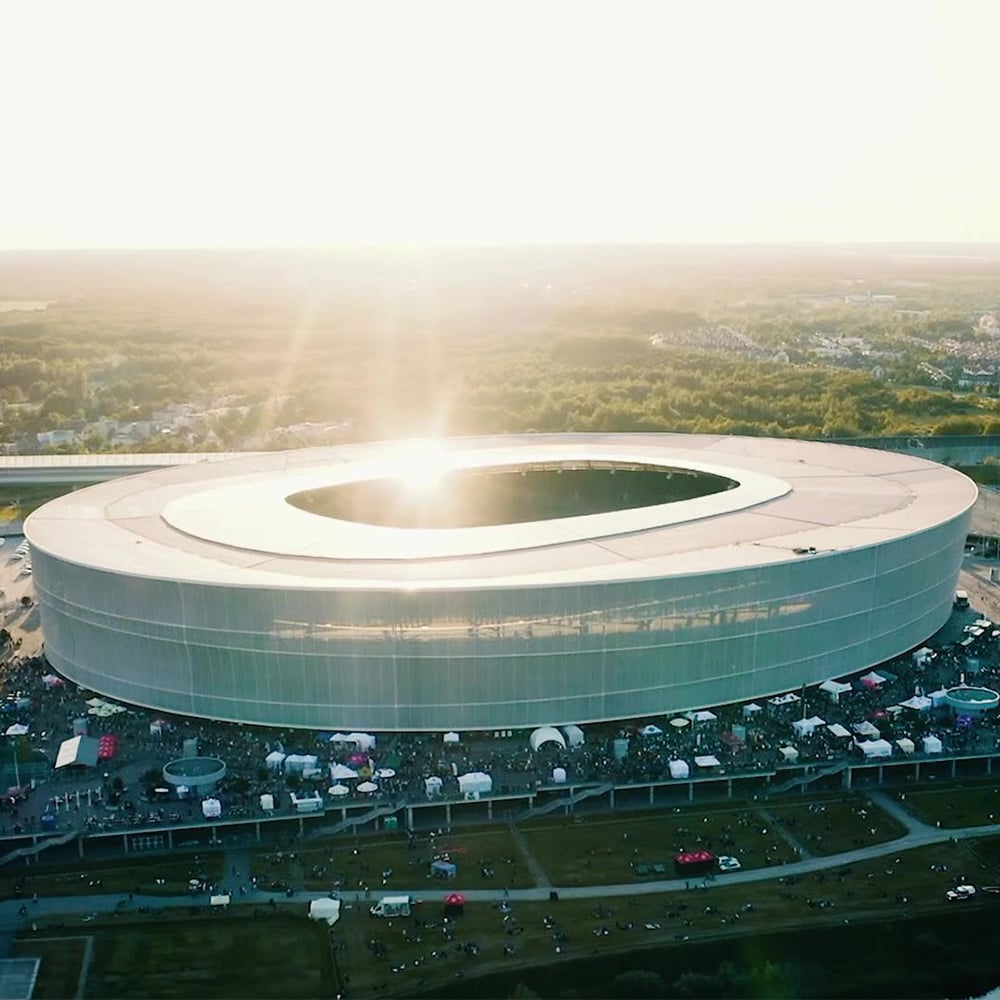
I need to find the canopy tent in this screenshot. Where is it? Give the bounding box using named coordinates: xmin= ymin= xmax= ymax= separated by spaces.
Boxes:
xmin=819 ymin=679 xmax=853 ymax=703
xmin=778 ymin=745 xmax=799 ymax=762
xmin=457 ymin=772 xmax=493 ymax=798
xmin=265 ymin=750 xmax=286 ymax=770
xmin=284 ymin=754 xmax=319 ymax=773
xmin=912 ymin=647 xmax=935 ymax=667
xmin=669 ymin=717 xmax=690 ymax=729
xmin=686 ymin=710 xmax=718 ymax=724
xmin=4 ymin=723 xmax=28 ymax=737
xmin=552 ymin=766 xmax=567 ymax=784
xmin=329 ymin=732 xmax=376 ymax=751
xmin=328 ymin=784 xmax=350 ymax=797
xmin=639 ymin=724 xmax=663 ymax=736
xmin=54 ymin=735 xmax=100 ymax=769
xmin=694 ymin=754 xmax=721 ymax=768
xmin=97 ymin=734 xmax=119 ymax=761
xmin=356 ymin=780 xmax=379 ymax=794
xmin=529 ymin=727 xmax=566 ymax=751
xmin=923 ymin=734 xmax=943 ymax=754
xmin=852 ymin=721 xmax=880 ymax=738
xmin=668 ymin=759 xmax=690 ymax=779
xmin=329 ymin=763 xmax=358 ymax=781
xmin=424 ymin=775 xmax=444 ymax=798
xmin=443 ymin=732 xmax=460 ymax=744
xmin=259 ymin=793 xmax=274 ymax=811
xmin=768 ymin=693 xmax=801 ymax=707
xmin=41 ymin=674 xmax=63 ymax=688
xmin=928 ymin=688 xmax=950 ymax=707
xmin=900 ymin=695 xmax=932 ymax=712
xmin=858 ymin=739 xmax=892 ymax=758
xmin=742 ymin=703 xmax=763 ymax=718
xmin=309 ymin=898 xmax=342 ymax=926
xmin=431 ymin=859 xmax=457 ymax=879
xmin=827 ymin=723 xmax=852 ymax=739
xmin=148 ymin=719 xmax=169 ymax=737
xmin=375 ymin=768 xmax=396 ymax=779
xmin=860 ymin=671 xmax=888 ymax=688
xmin=896 ymin=738 xmax=916 ymax=755
xmin=561 ymin=725 xmax=585 ymax=747
xmin=444 ymin=891 xmax=466 ymax=907
xmin=792 ymin=716 xmax=826 ymax=737
xmin=290 ymin=790 xmax=324 ymax=812
xmin=201 ymin=798 xmax=222 ymax=818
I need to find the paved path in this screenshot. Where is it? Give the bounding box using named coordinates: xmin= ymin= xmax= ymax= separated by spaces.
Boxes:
xmin=867 ymin=791 xmax=936 ymax=835
xmin=508 ymin=823 xmax=551 ymax=888
xmin=3 ymin=812 xmax=999 ymax=927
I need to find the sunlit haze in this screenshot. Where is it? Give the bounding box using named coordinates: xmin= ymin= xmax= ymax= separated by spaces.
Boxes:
xmin=3 ymin=0 xmax=999 ymax=248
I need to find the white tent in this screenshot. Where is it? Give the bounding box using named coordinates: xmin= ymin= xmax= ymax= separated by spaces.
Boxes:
xmin=819 ymin=679 xmax=853 ymax=703
xmin=529 ymin=726 xmax=566 ymax=751
xmin=259 ymin=793 xmax=274 ymax=812
xmin=896 ymin=738 xmax=916 ymax=755
xmin=792 ymin=716 xmax=826 ymax=737
xmin=424 ymin=775 xmax=444 ymax=799
xmin=928 ymin=688 xmax=949 ymax=708
xmin=457 ymin=771 xmax=493 ymax=798
xmin=552 ymin=766 xmax=567 ymax=784
xmin=4 ymin=723 xmax=28 ymax=737
xmin=900 ymin=695 xmax=932 ymax=712
xmin=443 ymin=731 xmax=460 ymax=744
xmin=284 ymin=754 xmax=319 ymax=773
xmin=201 ymin=798 xmax=222 ymax=818
xmin=41 ymin=674 xmax=62 ymax=688
xmin=639 ymin=724 xmax=663 ymax=736
xmin=561 ymin=725 xmax=585 ymax=747
xmin=827 ymin=723 xmax=852 ymax=739
xmin=769 ymin=693 xmax=801 ymax=708
xmin=309 ymin=898 xmax=342 ymax=926
xmin=778 ymin=745 xmax=799 ymax=762
xmin=668 ymin=759 xmax=690 ymax=779
xmin=346 ymin=732 xmax=376 ymax=751
xmin=852 ymin=721 xmax=880 ymax=738
xmin=694 ymin=754 xmax=721 ymax=768
xmin=923 ymin=734 xmax=943 ymax=754
xmin=265 ymin=750 xmax=286 ymax=770
xmin=860 ymin=671 xmax=887 ymax=687
xmin=330 ymin=763 xmax=358 ymax=781
xmin=859 ymin=739 xmax=892 ymax=759
xmin=375 ymin=768 xmax=396 ymax=779
xmin=356 ymin=780 xmax=379 ymax=794
xmin=686 ymin=710 xmax=718 ymax=724
xmin=742 ymin=703 xmax=763 ymax=718
xmin=328 ymin=784 xmax=350 ymax=797
xmin=912 ymin=647 xmax=935 ymax=667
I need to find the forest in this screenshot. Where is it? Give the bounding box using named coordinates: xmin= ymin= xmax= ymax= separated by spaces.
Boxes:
xmin=1 ymin=246 xmax=999 ymax=451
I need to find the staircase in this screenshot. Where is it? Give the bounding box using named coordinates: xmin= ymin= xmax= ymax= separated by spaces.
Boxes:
xmin=516 ymin=782 xmax=615 ymax=822
xmin=304 ymin=802 xmax=403 ymax=840
xmin=0 ymin=827 xmax=79 ymax=868
xmin=766 ymin=757 xmax=851 ymax=798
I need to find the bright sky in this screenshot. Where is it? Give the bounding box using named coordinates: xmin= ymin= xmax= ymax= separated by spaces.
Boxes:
xmin=2 ymin=0 xmax=999 ymax=248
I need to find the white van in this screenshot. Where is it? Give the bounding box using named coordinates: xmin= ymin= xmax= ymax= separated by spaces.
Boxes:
xmin=370 ymin=895 xmax=413 ymax=918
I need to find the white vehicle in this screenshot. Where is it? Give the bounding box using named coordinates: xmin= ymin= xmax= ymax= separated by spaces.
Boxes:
xmin=717 ymin=856 xmax=742 ymax=872
xmin=370 ymin=895 xmax=413 ymax=918
xmin=946 ymin=884 xmax=976 ymax=901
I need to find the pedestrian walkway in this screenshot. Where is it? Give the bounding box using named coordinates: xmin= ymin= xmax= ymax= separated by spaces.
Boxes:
xmin=508 ymin=823 xmax=551 ymax=888
xmin=867 ymin=790 xmax=935 ymax=835
xmin=756 ymin=807 xmax=813 ymax=860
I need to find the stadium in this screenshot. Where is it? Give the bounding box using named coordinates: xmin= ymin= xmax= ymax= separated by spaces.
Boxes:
xmin=24 ymin=434 xmax=976 ymax=733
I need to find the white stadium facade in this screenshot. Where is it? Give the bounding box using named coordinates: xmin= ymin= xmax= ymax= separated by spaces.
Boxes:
xmin=24 ymin=434 xmax=976 ymax=733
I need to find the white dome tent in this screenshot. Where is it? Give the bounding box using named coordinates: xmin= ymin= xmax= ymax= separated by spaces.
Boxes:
xmin=529 ymin=727 xmax=566 ymax=751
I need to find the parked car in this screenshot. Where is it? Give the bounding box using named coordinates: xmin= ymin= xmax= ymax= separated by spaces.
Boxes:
xmin=946 ymin=885 xmax=976 ymax=901
xmin=718 ymin=856 xmax=742 ymax=872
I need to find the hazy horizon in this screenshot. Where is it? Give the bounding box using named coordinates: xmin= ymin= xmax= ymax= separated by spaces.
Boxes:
xmin=4 ymin=0 xmax=1000 ymax=249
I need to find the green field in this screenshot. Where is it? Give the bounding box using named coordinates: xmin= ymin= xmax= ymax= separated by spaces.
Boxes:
xmin=252 ymin=826 xmax=534 ymax=893
xmin=898 ymin=780 xmax=1000 ymax=829
xmin=11 ymin=935 xmax=88 ymax=1000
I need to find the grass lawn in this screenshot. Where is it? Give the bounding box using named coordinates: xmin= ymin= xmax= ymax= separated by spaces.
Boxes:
xmin=519 ymin=804 xmax=799 ymax=887
xmin=11 ymin=935 xmax=88 ymax=1000
xmin=764 ymin=792 xmax=908 ymax=856
xmin=336 ymin=838 xmax=993 ymax=999
xmin=0 ymin=853 xmax=225 ymax=900
xmin=899 ymin=780 xmax=1000 ymax=829
xmin=252 ymin=826 xmax=534 ymax=893
xmin=79 ymin=913 xmax=335 ymax=998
